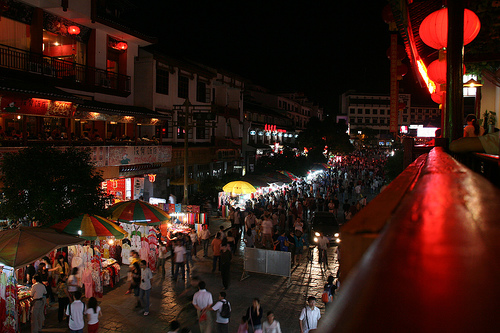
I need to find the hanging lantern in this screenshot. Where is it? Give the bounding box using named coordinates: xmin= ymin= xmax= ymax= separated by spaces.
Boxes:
xmin=115 ymin=41 xmax=128 ymax=50
xmin=419 ymin=8 xmax=481 ymax=50
xmin=431 ymin=84 xmax=444 ymax=104
xmin=68 ymin=25 xmax=80 ymax=35
xmin=427 ymin=59 xmax=466 ymax=85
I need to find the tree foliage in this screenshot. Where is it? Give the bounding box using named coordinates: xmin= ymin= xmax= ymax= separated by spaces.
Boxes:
xmin=0 ymin=146 xmax=112 ymax=225
xmin=298 ymin=116 xmax=354 ymax=156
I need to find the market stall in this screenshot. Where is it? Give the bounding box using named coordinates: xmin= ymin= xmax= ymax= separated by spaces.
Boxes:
xmin=107 ymin=199 xmax=171 ymax=272
xmin=0 ymin=227 xmax=84 ymax=332
xmin=48 ymin=214 xmax=128 ymax=298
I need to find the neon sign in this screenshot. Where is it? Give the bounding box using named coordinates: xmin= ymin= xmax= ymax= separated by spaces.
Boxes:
xmin=264 ymin=124 xmax=286 ymax=133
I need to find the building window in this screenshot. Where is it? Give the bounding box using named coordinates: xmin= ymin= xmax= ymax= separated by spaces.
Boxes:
xmin=357 ymin=108 xmax=362 ymax=114
xmin=196 ymin=81 xmax=207 ymax=103
xmin=403 ymin=116 xmax=408 ymax=122
xmin=178 ymin=75 xmax=189 ymax=99
xmin=196 ymin=120 xmax=207 ymax=139
xmin=373 ymin=118 xmax=378 ymax=124
xmin=357 ymin=118 xmax=362 ymax=124
xmin=0 ymin=17 xmax=31 ymax=51
xmin=380 ymin=118 xmax=385 ymax=124
xmin=365 ymin=109 xmax=371 ymax=114
xmin=349 ymin=108 xmax=355 ymax=114
xmin=156 ymin=67 xmax=169 ymax=95
xmin=380 ymin=109 xmax=385 ymax=115
xmin=365 ymin=117 xmax=370 ymax=123
xmin=373 ymin=109 xmax=378 ymax=115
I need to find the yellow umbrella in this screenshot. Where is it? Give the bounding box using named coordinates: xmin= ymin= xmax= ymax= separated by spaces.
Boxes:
xmin=223 ymin=181 xmax=257 ymax=195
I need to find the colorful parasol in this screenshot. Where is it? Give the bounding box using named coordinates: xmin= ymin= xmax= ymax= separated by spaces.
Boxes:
xmin=278 ymin=170 xmax=300 ymax=181
xmin=0 ymin=226 xmax=84 ymax=269
xmin=107 ymin=199 xmax=170 ymax=225
xmin=48 ymin=214 xmax=127 ymax=240
xmin=223 ymin=180 xmax=257 ymax=195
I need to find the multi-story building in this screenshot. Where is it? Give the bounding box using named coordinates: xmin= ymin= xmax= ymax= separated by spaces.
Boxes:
xmin=339 ymin=91 xmax=440 ymax=139
xmin=134 ymin=46 xmax=244 ymax=198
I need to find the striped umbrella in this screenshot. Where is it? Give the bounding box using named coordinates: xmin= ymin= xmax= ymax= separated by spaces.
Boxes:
xmin=49 ymin=214 xmax=127 ymax=240
xmin=107 ymin=199 xmax=170 ymax=225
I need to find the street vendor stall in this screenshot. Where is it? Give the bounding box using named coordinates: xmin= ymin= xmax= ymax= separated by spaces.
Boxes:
xmin=47 ymin=214 xmax=128 ymax=298
xmin=107 ymin=200 xmax=171 ymax=272
xmin=0 ymin=226 xmax=84 ymax=332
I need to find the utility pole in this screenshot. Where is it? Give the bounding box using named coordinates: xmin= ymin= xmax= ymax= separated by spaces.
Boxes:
xmin=183 ymin=98 xmax=191 ymax=205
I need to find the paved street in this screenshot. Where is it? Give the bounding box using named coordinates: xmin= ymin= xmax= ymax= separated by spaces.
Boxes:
xmin=26 ymin=216 xmax=342 ymax=333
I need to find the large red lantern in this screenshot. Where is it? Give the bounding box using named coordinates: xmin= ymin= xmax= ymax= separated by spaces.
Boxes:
xmin=68 ymin=25 xmax=80 ymax=35
xmin=115 ymin=42 xmax=128 ymax=51
xmin=431 ymin=84 xmax=444 ymax=104
xmin=427 ymin=59 xmax=466 ymax=84
xmin=419 ymin=8 xmax=480 ymax=50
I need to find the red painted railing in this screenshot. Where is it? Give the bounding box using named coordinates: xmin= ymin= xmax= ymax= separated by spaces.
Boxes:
xmin=321 ymin=147 xmax=500 ymax=332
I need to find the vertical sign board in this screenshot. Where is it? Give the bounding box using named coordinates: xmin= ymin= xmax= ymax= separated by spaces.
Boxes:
xmin=390 ymin=33 xmax=399 ymax=133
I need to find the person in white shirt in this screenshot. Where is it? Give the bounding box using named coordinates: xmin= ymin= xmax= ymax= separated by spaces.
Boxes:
xmin=173 ymin=240 xmax=187 ymax=281
xmin=158 ymin=242 xmax=168 ymax=279
xmin=67 ymin=267 xmax=79 ymax=295
xmin=85 ymin=296 xmax=102 ymax=333
xmin=30 ymin=274 xmax=47 ymax=333
xmin=317 ymin=233 xmax=329 ymax=269
xmin=261 ymin=217 xmax=274 ymax=249
xmin=262 ymin=311 xmax=282 ymax=333
xmin=139 ymin=260 xmax=153 ymax=316
xmin=210 ymin=291 xmax=231 ymax=333
xmin=299 ymin=296 xmax=321 ymax=333
xmin=190 ymin=229 xmax=199 ymax=258
xmin=244 ymin=211 xmax=256 ymax=233
xmin=66 ymin=290 xmax=85 ymax=333
xmin=201 ymin=224 xmax=211 ymax=258
xmin=192 ymin=281 xmax=213 ymax=333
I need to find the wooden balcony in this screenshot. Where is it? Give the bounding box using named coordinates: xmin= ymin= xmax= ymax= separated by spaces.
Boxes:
xmin=0 ymin=44 xmax=130 ymax=97
xmin=322 ymin=147 xmax=500 ymax=332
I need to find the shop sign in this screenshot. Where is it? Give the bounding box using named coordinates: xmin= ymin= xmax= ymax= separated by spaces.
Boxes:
xmin=0 ymin=97 xmax=75 ymax=117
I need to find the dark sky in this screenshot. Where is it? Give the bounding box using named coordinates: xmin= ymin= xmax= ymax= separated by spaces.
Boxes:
xmin=132 ymin=0 xmax=416 ymax=113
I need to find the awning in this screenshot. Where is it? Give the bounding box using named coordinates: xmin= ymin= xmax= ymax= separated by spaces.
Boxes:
xmin=0 ymin=77 xmax=83 ymax=102
xmin=76 ymin=100 xmax=166 ymax=118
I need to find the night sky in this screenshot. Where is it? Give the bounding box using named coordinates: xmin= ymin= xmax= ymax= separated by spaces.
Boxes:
xmin=132 ymin=0 xmax=428 ymax=113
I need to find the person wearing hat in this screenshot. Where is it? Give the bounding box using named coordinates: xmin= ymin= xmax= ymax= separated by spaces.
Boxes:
xmin=299 ymin=296 xmax=321 ymax=333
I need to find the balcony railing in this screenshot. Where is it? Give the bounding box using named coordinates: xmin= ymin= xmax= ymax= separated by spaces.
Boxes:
xmin=0 ymin=44 xmax=130 ymax=95
xmin=321 ymin=147 xmax=500 ymax=332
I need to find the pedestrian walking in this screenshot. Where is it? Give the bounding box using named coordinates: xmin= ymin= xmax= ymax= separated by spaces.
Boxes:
xmin=201 ymin=224 xmax=211 ymax=257
xmin=299 ymin=296 xmax=321 ymax=333
xmin=212 ymin=232 xmax=222 ymax=272
xmin=173 ymin=239 xmax=187 ymax=281
xmin=158 ymin=241 xmax=168 ymax=279
xmin=220 ymin=240 xmax=232 ymax=289
xmin=66 ymin=290 xmax=85 ymax=333
xmin=30 ymin=274 xmax=47 ymax=333
xmin=262 ymin=311 xmax=282 ymax=333
xmin=55 ymin=273 xmax=71 ymax=323
xmin=237 ymin=316 xmax=249 ymax=333
xmin=67 ymin=267 xmax=80 ymax=297
xmin=139 ymin=260 xmax=153 ymax=316
xmin=317 ymin=232 xmax=329 ymax=269
xmin=246 ymin=298 xmax=263 ymax=333
xmin=210 ymin=291 xmax=231 ymax=333
xmin=322 ymin=275 xmax=337 ymax=310
xmin=192 ymin=281 xmax=213 ymax=333
xmin=190 ymin=228 xmax=199 ymax=258
xmin=85 ymin=297 xmax=102 ymax=333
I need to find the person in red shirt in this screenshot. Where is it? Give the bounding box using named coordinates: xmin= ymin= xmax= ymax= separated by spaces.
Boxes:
xmin=211 ymin=232 xmax=222 ymax=272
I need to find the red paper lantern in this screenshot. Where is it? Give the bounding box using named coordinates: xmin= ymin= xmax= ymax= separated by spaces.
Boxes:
xmin=427 ymin=59 xmax=466 ymax=84
xmin=431 ymin=84 xmax=444 ymax=104
xmin=419 ymin=8 xmax=481 ymax=50
xmin=68 ymin=25 xmax=80 ymax=35
xmin=116 ymin=42 xmax=128 ymax=50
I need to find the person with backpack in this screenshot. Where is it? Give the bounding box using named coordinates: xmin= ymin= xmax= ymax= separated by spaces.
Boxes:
xmin=66 ymin=290 xmax=85 ymax=333
xmin=322 ymin=275 xmax=337 ymax=310
xmin=210 ymin=291 xmax=231 ymax=333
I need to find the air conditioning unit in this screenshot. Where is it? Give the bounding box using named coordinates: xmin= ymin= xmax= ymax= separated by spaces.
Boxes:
xmin=100 ymin=78 xmax=111 ymax=87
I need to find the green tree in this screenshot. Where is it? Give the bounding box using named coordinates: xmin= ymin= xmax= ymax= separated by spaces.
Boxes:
xmin=0 ymin=146 xmax=112 ymax=225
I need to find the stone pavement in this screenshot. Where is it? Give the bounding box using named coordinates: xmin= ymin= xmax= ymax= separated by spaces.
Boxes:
xmin=27 ymin=216 xmax=342 ymax=333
